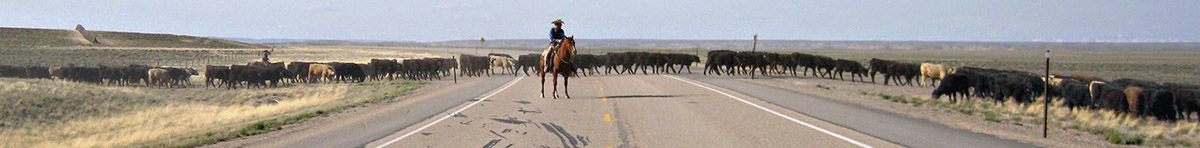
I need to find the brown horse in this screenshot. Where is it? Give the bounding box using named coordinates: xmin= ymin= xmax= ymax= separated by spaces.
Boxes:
xmin=541 ymin=36 xmax=576 ymax=99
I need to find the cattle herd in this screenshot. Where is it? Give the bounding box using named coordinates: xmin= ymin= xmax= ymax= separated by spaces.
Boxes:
xmin=1 ymin=51 xmax=702 ymax=90
xmin=700 ymin=50 xmax=1199 ymax=121
xmin=206 ymin=58 xmax=459 ymax=89
xmin=1 ymin=64 xmax=198 ymax=88
xmin=508 ymin=52 xmax=701 ymax=76
xmin=2 ymin=50 xmax=1196 ymax=121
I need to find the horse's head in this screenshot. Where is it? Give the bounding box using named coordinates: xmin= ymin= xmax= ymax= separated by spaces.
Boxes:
xmin=563 ymin=36 xmax=574 ymax=45
xmin=560 ymin=36 xmax=576 ymax=55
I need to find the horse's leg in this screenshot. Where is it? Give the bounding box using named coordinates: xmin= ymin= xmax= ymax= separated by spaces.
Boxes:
xmin=552 ymin=72 xmax=559 ymax=99
xmin=540 ymin=71 xmax=546 ymax=98
xmin=564 ymin=74 xmax=570 ymax=99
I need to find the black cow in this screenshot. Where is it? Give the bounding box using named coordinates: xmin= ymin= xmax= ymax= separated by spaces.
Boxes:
xmin=1172 ymin=88 xmax=1199 ymax=120
xmin=1145 ymin=89 xmax=1177 ymax=121
xmin=1058 ymin=80 xmax=1095 ymax=112
xmin=516 ymin=54 xmax=541 ymax=76
xmin=572 ymin=54 xmax=602 ymax=76
xmin=666 ymin=53 xmax=700 ymax=74
xmin=288 ymin=62 xmax=314 ymax=83
xmin=869 ymin=58 xmax=918 ymax=85
xmin=227 ymin=65 xmax=264 ymax=89
xmin=328 ymin=62 xmax=365 ymax=83
xmin=370 ymin=59 xmax=400 ymax=80
xmin=459 ymin=55 xmax=491 ymax=77
xmin=932 ymin=73 xmax=971 ymax=103
xmin=1098 ymin=86 xmax=1130 ymax=115
xmin=607 ymin=52 xmax=632 ymax=75
xmin=704 ymin=50 xmax=738 ymax=76
xmin=833 ymin=59 xmax=868 ymax=82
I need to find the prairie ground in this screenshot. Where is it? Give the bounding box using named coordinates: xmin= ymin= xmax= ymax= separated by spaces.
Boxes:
xmin=0 ymin=46 xmax=440 ymax=147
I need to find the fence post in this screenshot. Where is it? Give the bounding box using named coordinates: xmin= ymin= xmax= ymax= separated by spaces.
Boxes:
xmin=1043 ymin=49 xmax=1050 ymax=138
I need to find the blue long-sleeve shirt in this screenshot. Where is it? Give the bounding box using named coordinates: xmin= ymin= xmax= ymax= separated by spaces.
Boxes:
xmin=549 ymin=27 xmax=565 ymax=43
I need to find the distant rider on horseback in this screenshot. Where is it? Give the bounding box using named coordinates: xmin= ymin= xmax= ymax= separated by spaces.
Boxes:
xmin=545 ymin=19 xmax=567 ymax=58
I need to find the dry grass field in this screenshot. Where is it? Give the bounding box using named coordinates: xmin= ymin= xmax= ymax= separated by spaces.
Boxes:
xmin=0 ymin=45 xmax=445 ymax=147
xmin=0 ymin=27 xmax=266 ymax=49
xmin=0 ymin=77 xmax=423 ymax=147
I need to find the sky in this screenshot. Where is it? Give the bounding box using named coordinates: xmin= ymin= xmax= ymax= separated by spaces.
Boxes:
xmin=1 ymin=0 xmax=1197 ymax=42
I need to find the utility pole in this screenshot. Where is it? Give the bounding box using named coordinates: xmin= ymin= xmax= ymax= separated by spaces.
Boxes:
xmin=453 ymin=56 xmax=458 ymax=83
xmin=752 ymin=34 xmax=758 ymax=52
xmin=1043 ymin=49 xmax=1050 ymax=138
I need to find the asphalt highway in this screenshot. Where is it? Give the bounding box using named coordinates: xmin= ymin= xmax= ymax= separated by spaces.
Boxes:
xmin=211 ymin=72 xmax=1034 ymax=148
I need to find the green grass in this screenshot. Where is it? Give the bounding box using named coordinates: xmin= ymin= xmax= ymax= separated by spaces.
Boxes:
xmin=1106 ymin=132 xmax=1145 ymax=145
xmin=815 ymin=84 xmax=833 ymax=90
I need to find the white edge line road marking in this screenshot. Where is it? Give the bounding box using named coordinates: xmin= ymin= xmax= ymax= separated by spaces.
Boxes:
xmin=374 ymin=76 xmax=525 ymax=148
xmin=663 ymin=75 xmax=874 ymax=148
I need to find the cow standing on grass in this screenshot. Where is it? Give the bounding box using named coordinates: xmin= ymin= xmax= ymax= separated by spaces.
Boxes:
xmin=205 ymin=65 xmax=230 ymax=88
xmin=833 ymin=59 xmax=868 ymax=82
xmin=287 ymin=62 xmax=314 ymax=83
xmin=307 ymin=64 xmax=335 ymax=83
xmin=147 ymin=68 xmax=171 ymax=88
xmin=918 ymin=63 xmax=955 ymax=87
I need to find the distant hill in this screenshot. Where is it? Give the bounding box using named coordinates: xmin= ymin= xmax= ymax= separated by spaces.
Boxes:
xmin=220 ymin=37 xmax=309 ymax=44
xmin=427 ymin=39 xmax=1200 ymax=51
xmin=0 ymin=27 xmax=267 ymax=49
xmin=258 ymin=39 xmax=429 ymax=47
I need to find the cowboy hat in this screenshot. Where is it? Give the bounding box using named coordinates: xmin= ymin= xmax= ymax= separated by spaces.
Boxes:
xmin=551 ymin=19 xmax=564 ymax=24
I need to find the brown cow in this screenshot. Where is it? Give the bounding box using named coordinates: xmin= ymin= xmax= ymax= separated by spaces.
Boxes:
xmin=1125 ymin=86 xmax=1145 ymax=116
xmin=205 ymin=65 xmax=230 ymax=88
xmin=308 ymin=64 xmax=335 ymax=83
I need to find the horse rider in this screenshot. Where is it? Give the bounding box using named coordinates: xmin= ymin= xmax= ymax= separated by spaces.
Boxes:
xmin=544 ymin=19 xmax=567 ymax=59
xmin=262 ymin=49 xmax=271 ymax=63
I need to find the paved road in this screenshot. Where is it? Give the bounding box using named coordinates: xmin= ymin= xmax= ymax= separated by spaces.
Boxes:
xmin=212 ymin=72 xmax=1037 ymax=147
xmin=678 ymin=74 xmax=1034 ymax=148
xmin=203 ymin=76 xmax=516 ymax=148
xmin=355 ymin=73 xmax=1039 ymax=148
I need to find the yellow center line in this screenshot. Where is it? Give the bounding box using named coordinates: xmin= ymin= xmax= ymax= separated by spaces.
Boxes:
xmin=602 ymin=97 xmax=608 ymax=102
xmin=604 ymin=114 xmax=612 ymax=122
